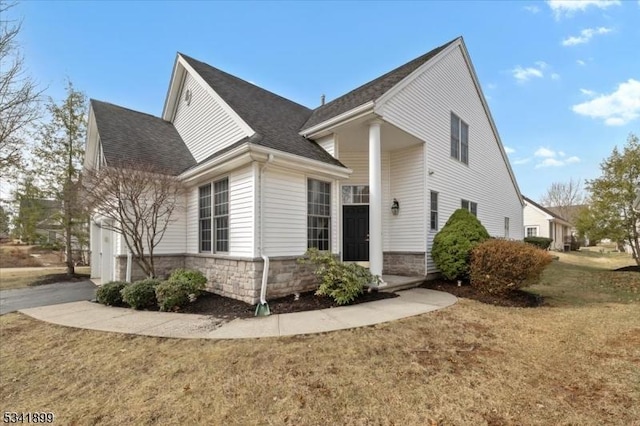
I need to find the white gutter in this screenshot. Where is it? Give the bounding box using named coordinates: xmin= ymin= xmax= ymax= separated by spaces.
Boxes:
xmin=248 ymin=144 xmax=352 ymax=179
xmin=299 ymin=101 xmax=375 ymax=138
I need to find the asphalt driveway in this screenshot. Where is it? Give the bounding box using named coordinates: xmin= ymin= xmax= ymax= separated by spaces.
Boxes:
xmin=0 ymin=280 xmax=97 ymax=315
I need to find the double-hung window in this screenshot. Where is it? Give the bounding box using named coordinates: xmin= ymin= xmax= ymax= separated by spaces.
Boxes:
xmin=199 ymin=178 xmax=229 ymax=253
xmin=461 ymin=199 xmax=478 ymax=217
xmin=430 ymin=191 xmax=438 ymax=231
xmin=451 ymin=112 xmax=469 ymax=165
xmin=307 ymin=179 xmax=331 ymax=251
xmin=526 ymin=226 xmax=538 ymax=237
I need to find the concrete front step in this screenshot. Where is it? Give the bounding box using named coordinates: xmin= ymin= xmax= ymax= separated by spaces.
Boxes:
xmin=366 ymin=275 xmax=425 ymax=293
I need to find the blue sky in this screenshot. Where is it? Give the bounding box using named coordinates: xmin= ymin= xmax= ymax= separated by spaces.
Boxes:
xmin=11 ymin=0 xmax=640 ymax=201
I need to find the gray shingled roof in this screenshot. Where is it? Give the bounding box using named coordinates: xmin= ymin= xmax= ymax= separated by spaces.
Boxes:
xmin=180 ymin=54 xmax=344 ymax=168
xmin=91 ymin=100 xmax=196 ymax=175
xmin=301 ymin=38 xmax=458 ymax=130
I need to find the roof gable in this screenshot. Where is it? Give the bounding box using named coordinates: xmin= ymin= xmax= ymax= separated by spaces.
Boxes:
xmin=523 ymin=196 xmax=572 ymax=223
xmin=90 ymin=100 xmax=196 ymax=175
xmin=301 ymin=38 xmax=457 ymax=131
xmin=178 ymin=54 xmax=344 ymax=168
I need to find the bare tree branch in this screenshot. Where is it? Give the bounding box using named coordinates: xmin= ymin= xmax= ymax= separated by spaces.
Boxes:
xmin=539 ymin=177 xmax=586 ymax=221
xmin=0 ymin=1 xmax=43 ymax=173
xmin=83 ymin=162 xmax=185 ymax=278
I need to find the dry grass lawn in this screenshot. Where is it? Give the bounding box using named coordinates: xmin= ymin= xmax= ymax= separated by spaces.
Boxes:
xmin=0 ymin=266 xmax=91 ymax=290
xmin=1 ymin=255 xmax=639 ymax=425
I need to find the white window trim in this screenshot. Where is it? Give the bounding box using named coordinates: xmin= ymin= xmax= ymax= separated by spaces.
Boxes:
xmin=198 ymin=177 xmax=230 ymax=254
xmin=525 ymin=226 xmax=539 ymax=238
xmin=450 ymin=112 xmax=469 ymax=165
xmin=307 ymin=178 xmax=332 ymax=251
xmin=430 ymin=191 xmax=438 ymax=231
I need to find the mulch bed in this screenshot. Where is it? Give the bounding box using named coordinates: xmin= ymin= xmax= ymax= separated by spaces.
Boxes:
xmin=420 ymin=280 xmax=544 ymax=308
xmin=181 ymin=289 xmax=398 ymax=318
xmin=29 ymin=273 xmax=91 ymax=286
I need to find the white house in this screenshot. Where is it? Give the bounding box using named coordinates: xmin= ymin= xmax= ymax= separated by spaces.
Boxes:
xmin=523 ymin=196 xmax=572 ymax=251
xmin=85 ymin=37 xmax=524 ymax=304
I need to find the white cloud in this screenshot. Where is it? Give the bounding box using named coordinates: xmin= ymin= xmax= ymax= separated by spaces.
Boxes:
xmin=487 ymin=83 xmax=497 ymax=90
xmin=562 ymin=27 xmax=612 ymax=46
xmin=535 ymin=158 xmax=565 ymax=168
xmin=547 ymin=0 xmax=621 ymax=19
xmin=504 ymin=146 xmax=516 ymax=154
xmin=580 ymin=88 xmax=596 ymax=96
xmin=513 ymin=158 xmax=531 ymax=165
xmin=533 ymin=147 xmax=580 ymax=168
xmin=512 ymin=66 xmax=543 ymax=82
xmin=551 ymin=73 xmax=561 ymax=80
xmin=572 ymin=79 xmax=640 ymax=126
xmin=577 ymin=59 xmax=586 ymax=66
xmin=524 ymin=5 xmax=541 ymax=13
xmin=535 ymin=147 xmax=556 ymax=157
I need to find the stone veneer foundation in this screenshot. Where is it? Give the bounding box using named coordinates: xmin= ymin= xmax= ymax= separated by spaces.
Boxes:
xmin=382 ymin=251 xmax=426 ymax=276
xmin=115 ymin=251 xmax=427 ymax=305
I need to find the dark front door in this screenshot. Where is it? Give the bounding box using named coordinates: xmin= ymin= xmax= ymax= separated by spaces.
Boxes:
xmin=343 ymin=205 xmax=369 ymax=261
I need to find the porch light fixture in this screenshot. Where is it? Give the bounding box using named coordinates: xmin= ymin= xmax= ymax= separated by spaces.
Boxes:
xmin=391 ymin=198 xmax=400 ymax=216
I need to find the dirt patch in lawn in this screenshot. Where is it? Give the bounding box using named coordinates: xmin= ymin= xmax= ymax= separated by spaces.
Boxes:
xmin=420 ymin=279 xmax=543 ymax=308
xmin=180 ymin=289 xmax=398 ymax=318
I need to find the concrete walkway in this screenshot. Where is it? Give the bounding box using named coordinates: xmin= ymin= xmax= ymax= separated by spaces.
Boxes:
xmin=18 ymin=288 xmax=456 ymax=339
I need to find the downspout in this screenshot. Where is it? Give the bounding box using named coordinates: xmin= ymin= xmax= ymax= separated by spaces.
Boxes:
xmin=126 ymin=250 xmax=132 ymax=283
xmin=255 ymin=154 xmax=275 ymax=316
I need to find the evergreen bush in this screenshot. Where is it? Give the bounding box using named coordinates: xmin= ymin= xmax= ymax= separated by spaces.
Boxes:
xmin=431 ymin=209 xmax=490 ymax=280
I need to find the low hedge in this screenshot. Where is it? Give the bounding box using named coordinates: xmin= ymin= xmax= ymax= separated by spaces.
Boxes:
xmin=120 ymin=279 xmax=161 ymax=310
xmin=96 ymin=281 xmax=128 ymax=306
xmin=524 ymin=236 xmax=553 ymax=250
xmin=470 ymin=239 xmax=552 ymax=295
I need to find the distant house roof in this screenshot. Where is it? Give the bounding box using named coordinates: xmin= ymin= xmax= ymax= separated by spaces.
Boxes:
xmin=547 ymin=204 xmax=588 ymax=225
xmin=301 ymin=38 xmax=457 ymax=130
xmin=523 ymin=196 xmax=572 ymax=224
xmin=91 ymin=100 xmax=196 ymax=175
xmin=179 ymin=54 xmax=344 ymax=169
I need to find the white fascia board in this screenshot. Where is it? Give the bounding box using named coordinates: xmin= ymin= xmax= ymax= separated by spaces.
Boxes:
xmin=161 ymin=54 xmax=183 ymax=121
xmin=300 ymin=101 xmax=375 ymax=138
xmin=375 ymin=38 xmax=462 ymax=108
xmin=176 ymin=55 xmax=255 ymax=137
xmin=179 ymin=144 xmax=255 ymax=184
xmin=84 ymin=105 xmax=99 ymax=170
xmin=248 ymin=144 xmax=353 ymax=179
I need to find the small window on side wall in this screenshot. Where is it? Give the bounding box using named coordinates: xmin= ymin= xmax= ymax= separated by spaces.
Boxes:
xmin=461 ymin=199 xmax=477 ymax=217
xmin=450 ymin=112 xmax=469 ymax=165
xmin=430 ymin=191 xmax=438 ymax=231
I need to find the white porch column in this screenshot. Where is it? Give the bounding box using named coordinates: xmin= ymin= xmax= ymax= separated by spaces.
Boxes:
xmin=368 ymin=119 xmax=383 ymax=278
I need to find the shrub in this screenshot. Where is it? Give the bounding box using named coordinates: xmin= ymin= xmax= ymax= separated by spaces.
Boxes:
xmin=168 ymin=268 xmax=207 ymax=295
xmin=299 ymin=248 xmax=378 ymax=305
xmin=470 ymin=239 xmax=553 ymax=294
xmin=524 ymin=236 xmax=553 ymax=250
xmin=96 ymin=281 xmax=128 ymax=306
xmin=570 ymin=235 xmax=582 ymax=251
xmin=431 ymin=209 xmax=491 ymax=280
xmin=155 ymin=280 xmax=191 ymax=311
xmin=120 ymin=279 xmax=160 ymax=310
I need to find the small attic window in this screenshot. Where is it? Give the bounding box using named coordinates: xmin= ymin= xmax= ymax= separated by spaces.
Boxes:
xmin=184 ymin=89 xmax=192 ymax=106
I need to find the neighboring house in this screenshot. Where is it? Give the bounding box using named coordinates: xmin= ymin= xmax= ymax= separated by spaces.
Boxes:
xmin=85 ymin=36 xmax=524 ymax=304
xmin=547 ymin=204 xmax=588 ymax=240
xmin=523 ymin=196 xmax=572 ymax=251
xmin=17 ymin=198 xmax=62 ymax=245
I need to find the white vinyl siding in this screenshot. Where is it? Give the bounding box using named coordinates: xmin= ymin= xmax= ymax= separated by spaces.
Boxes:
xmin=262 ymin=168 xmax=308 ymax=256
xmin=378 ymin=44 xmax=524 ymax=273
xmin=173 ymin=72 xmax=249 ymax=162
xmin=316 ymin=134 xmax=336 ymax=157
xmin=152 ymin=194 xmax=187 ymax=254
xmin=185 ymin=166 xmax=255 ymax=257
xmin=388 ymin=144 xmax=425 ymax=251
xmin=229 ymin=167 xmax=255 ymax=257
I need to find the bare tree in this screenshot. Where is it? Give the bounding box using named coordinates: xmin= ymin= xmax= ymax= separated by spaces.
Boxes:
xmin=84 ymin=163 xmax=185 ymax=278
xmin=0 ymin=1 xmax=42 ymax=173
xmin=539 ymin=178 xmax=586 ymax=221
